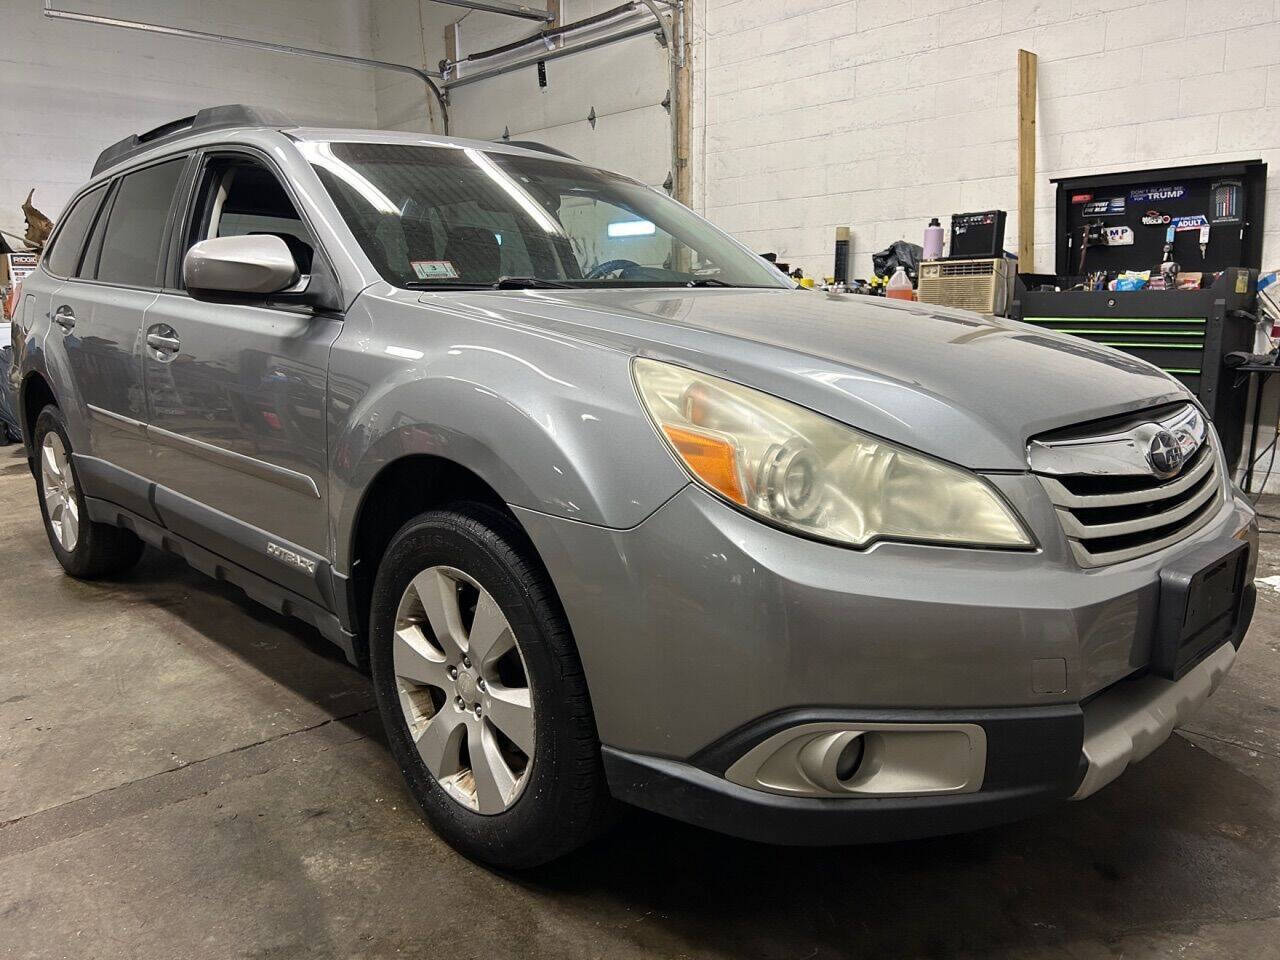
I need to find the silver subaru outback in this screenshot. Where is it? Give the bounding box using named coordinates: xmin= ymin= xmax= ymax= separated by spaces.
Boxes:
xmin=12 ymin=106 xmax=1256 ymax=868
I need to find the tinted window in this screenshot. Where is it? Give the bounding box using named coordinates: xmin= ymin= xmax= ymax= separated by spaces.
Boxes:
xmin=44 ymin=184 xmax=107 ymax=277
xmin=95 ymin=158 xmax=185 ymax=287
xmin=78 ymin=183 xmax=115 ymax=279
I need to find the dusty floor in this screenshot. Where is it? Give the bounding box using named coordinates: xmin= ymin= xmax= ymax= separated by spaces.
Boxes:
xmin=1 ymin=440 xmax=1278 ymax=960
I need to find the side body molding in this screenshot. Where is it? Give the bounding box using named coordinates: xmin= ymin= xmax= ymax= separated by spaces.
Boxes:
xmin=87 ymin=404 xmax=321 ymax=499
xmin=146 ymin=421 xmax=321 ymax=499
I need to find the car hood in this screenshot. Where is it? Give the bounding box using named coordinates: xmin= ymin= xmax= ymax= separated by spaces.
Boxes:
xmin=417 ymin=286 xmax=1189 ymax=470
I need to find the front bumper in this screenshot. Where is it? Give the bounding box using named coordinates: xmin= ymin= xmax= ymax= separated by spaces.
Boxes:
xmin=513 ymin=480 xmax=1255 ymax=842
xmin=600 ymin=630 xmax=1248 ymax=844
xmin=602 ymin=704 xmax=1085 ymax=845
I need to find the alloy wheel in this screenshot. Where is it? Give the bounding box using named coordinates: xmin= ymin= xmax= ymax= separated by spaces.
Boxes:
xmin=40 ymin=432 xmax=79 ymax=552
xmin=392 ymin=565 xmax=535 ymax=815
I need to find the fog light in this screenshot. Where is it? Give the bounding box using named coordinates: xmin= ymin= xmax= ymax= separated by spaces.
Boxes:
xmin=797 ymin=731 xmax=867 ymax=793
xmin=835 ymin=736 xmax=865 ymax=782
xmin=724 ymin=721 xmax=987 ymax=799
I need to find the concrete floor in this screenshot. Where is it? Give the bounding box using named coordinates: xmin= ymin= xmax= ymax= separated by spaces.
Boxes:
xmin=1 ymin=441 xmax=1279 ymax=960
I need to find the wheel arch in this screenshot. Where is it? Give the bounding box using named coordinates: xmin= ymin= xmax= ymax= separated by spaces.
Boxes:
xmin=18 ymin=370 xmax=57 ymax=466
xmin=344 ymin=453 xmax=549 ymax=667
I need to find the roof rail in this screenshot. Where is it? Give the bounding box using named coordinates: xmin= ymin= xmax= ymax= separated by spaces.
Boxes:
xmin=502 ymin=140 xmax=578 ymax=160
xmin=92 ymin=104 xmax=295 ymax=176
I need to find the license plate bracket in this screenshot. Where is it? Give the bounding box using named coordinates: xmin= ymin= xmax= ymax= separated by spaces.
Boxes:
xmin=1154 ymin=540 xmax=1248 ymax=680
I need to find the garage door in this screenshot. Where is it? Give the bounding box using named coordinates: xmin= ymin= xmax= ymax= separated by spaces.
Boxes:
xmin=447 ymin=1 xmax=672 ymax=191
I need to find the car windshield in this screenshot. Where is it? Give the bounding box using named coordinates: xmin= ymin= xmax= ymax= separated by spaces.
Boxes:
xmin=303 ymin=141 xmax=788 ymax=290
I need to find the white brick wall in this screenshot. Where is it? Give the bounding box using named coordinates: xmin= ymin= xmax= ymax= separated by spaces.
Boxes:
xmin=0 ymin=0 xmax=379 ymax=240
xmin=693 ymin=0 xmax=1280 ymax=280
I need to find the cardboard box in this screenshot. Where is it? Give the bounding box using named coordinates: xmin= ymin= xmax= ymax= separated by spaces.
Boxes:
xmin=2 ymin=252 xmax=39 ymax=320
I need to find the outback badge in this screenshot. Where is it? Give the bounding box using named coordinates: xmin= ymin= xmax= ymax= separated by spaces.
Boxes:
xmin=267 ymin=542 xmax=318 ymax=575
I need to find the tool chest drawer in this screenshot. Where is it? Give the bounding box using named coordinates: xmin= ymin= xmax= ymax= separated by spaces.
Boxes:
xmin=1015 ymin=315 xmax=1206 ymax=396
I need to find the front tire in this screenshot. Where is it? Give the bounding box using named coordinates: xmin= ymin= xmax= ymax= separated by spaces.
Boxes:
xmin=369 ymin=504 xmax=613 ymax=869
xmin=33 ymin=405 xmax=144 ymax=579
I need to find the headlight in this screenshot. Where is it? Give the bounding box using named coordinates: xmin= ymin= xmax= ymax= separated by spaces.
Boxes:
xmin=633 ymin=359 xmax=1032 ymax=549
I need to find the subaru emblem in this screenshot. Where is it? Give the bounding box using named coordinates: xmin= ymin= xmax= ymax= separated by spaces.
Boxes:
xmin=1147 ymin=430 xmax=1185 ymax=478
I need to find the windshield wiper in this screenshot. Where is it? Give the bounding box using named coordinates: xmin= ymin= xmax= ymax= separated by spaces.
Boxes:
xmin=686 ymin=277 xmax=734 ymax=287
xmin=492 ymin=276 xmax=576 ymax=290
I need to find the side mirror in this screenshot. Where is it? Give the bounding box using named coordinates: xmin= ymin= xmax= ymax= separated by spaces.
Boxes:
xmin=184 ymin=234 xmax=299 ymax=302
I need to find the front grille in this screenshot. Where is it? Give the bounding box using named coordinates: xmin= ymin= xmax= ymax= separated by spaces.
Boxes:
xmin=1030 ymin=405 xmax=1223 ymax=567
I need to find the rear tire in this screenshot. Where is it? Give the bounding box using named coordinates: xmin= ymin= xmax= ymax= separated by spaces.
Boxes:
xmin=33 ymin=405 xmax=144 ymax=579
xmin=369 ymin=502 xmax=613 ymax=869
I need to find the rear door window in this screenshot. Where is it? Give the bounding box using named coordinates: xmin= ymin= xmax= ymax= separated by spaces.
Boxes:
xmin=94 ymin=158 xmax=186 ymax=287
xmin=44 ymin=184 xmax=108 ymax=278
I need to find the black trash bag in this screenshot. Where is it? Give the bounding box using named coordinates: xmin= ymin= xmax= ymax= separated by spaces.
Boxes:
xmin=872 ymin=240 xmax=923 ymax=282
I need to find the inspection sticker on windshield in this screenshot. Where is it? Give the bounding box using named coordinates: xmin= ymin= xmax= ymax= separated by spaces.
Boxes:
xmin=411 ymin=260 xmax=459 ymax=280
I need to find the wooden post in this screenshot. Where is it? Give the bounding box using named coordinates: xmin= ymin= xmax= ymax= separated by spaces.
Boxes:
xmin=1017 ymin=49 xmax=1038 ymax=273
xmin=443 ymin=19 xmax=459 ymax=78
xmin=548 ymin=0 xmax=561 ymax=43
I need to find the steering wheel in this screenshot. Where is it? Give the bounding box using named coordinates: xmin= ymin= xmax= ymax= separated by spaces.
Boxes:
xmin=585 ymin=258 xmax=643 ymax=280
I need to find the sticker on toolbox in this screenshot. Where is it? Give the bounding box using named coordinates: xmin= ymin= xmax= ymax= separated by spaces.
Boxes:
xmin=1071 ymin=193 xmax=1094 ymax=204
xmin=1082 ymin=197 xmax=1125 ymax=217
xmin=1211 ymin=179 xmax=1242 ymax=224
xmin=411 ymin=260 xmax=460 ymax=280
xmin=1102 ymin=226 xmax=1135 ymax=246
xmin=1141 ymin=210 xmax=1172 ymax=226
xmin=1130 ymin=185 xmax=1185 ymax=203
xmin=1167 ymin=216 xmax=1211 ymax=258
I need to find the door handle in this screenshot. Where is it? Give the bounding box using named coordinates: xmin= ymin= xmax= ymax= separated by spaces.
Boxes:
xmin=146 ymin=333 xmax=181 ymax=353
xmin=51 ymin=306 xmax=76 ymax=331
xmin=146 ymin=325 xmax=181 ymax=355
